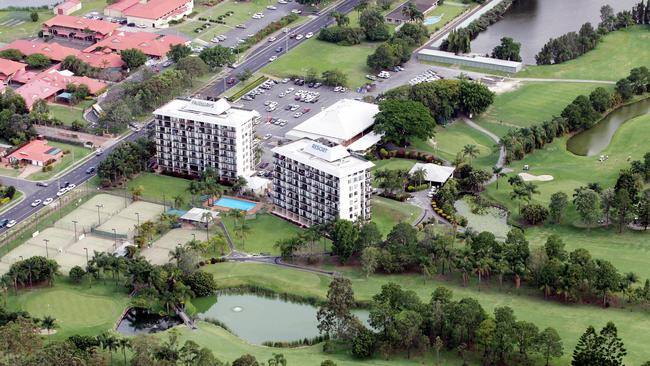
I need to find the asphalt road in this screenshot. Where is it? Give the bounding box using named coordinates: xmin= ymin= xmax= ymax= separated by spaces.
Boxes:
xmin=0 ymin=128 xmax=149 ymax=235
xmin=205 ymin=0 xmax=361 ymax=98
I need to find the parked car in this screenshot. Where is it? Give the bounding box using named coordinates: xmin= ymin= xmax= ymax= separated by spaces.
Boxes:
xmin=295 ymin=34 xmax=304 ymax=40
xmin=0 ymin=219 xmax=8 ymax=228
xmin=305 ymin=32 xmax=313 ymax=38
xmin=31 ymin=199 xmax=42 ymax=207
xmin=268 ymin=56 xmax=278 ymax=62
xmin=267 ymin=5 xmax=277 ymax=9
xmin=236 ymin=24 xmax=246 ymax=28
xmin=42 ymin=197 xmax=54 ymax=206
xmin=268 ymin=36 xmax=277 ymax=42
xmin=5 ymin=220 xmax=16 ymax=228
xmin=36 ymin=182 xmax=48 ymax=187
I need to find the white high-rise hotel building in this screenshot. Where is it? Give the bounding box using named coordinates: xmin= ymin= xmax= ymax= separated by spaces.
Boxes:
xmin=153 ymin=98 xmax=257 ymax=181
xmin=272 ymin=138 xmax=374 ymax=227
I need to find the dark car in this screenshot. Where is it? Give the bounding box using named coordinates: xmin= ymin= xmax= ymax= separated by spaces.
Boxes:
xmin=226 ymin=78 xmax=236 ymax=85
xmin=127 ymin=22 xmax=135 ymax=27
xmin=275 ymin=47 xmax=283 ymax=53
xmin=0 ymin=219 xmax=8 ymax=228
xmin=63 ymin=181 xmax=70 ymax=188
xmin=86 ymin=166 xmax=96 ymax=174
xmin=36 ymin=182 xmax=49 ymax=187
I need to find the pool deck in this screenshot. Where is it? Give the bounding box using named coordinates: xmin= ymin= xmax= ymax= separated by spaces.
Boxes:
xmin=203 ymin=195 xmax=264 ymax=215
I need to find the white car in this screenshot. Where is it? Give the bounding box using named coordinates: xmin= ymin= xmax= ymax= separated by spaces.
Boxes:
xmin=5 ymin=220 xmax=16 ymax=228
xmin=264 ymin=133 xmax=273 ymax=140
xmin=68 ymin=183 xmax=76 ymax=190
xmin=56 ymin=188 xmax=67 ymax=197
xmin=211 ymin=37 xmax=221 ymax=43
xmin=268 ymin=36 xmax=277 ymax=42
xmin=305 ymin=32 xmax=313 ymax=39
xmin=31 ymin=199 xmax=42 ymax=207
xmin=291 ymin=9 xmax=302 ymax=14
xmin=295 ymin=34 xmax=303 ymax=40
xmin=267 ymin=5 xmax=277 ymax=9
xmin=269 ymin=56 xmax=278 ymax=62
xmin=42 ymin=197 xmax=54 ymax=206
xmin=278 ymin=0 xmax=287 ymax=3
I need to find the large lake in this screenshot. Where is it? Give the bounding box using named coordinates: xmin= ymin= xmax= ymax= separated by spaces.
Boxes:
xmin=470 ymin=0 xmax=641 ymax=63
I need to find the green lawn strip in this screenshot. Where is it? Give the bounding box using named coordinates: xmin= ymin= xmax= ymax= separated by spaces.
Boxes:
xmin=112 ymin=173 xmax=194 ymax=209
xmin=262 ymin=39 xmax=377 ymax=88
xmin=0 ymin=166 xmax=21 ymax=177
xmin=172 ymin=320 xmax=472 ymax=366
xmin=220 ymin=213 xmax=310 ymax=255
xmin=227 ymin=74 xmax=268 ymax=100
xmin=412 ymin=120 xmax=499 ymax=170
xmin=473 ymin=82 xmax=608 ymax=137
xmin=48 ymin=104 xmax=88 ymax=126
xmin=0 ymin=10 xmax=53 ymax=43
xmin=371 ymin=158 xmax=416 ymax=171
xmin=419 ymin=60 xmax=515 ymax=77
xmin=73 ymin=0 xmax=108 ymax=15
xmin=27 ymin=142 xmax=92 ymax=181
xmin=371 ymin=196 xmax=422 ymax=237
xmin=5 ymin=280 xmax=130 ymax=339
xmin=517 ymin=25 xmax=650 ymax=81
xmin=206 ymin=261 xmax=650 ymax=365
xmin=423 ymin=2 xmax=472 ymax=32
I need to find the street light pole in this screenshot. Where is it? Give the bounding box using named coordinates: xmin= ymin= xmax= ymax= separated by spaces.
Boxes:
xmin=96 ymin=204 xmax=103 ymax=225
xmin=135 ymin=212 xmax=140 ymax=227
xmin=72 ymin=220 xmax=78 ymax=241
xmin=43 ymin=239 xmax=49 ymax=259
xmin=83 ymin=247 xmax=89 ymax=265
xmin=112 ymin=228 xmax=117 ymax=249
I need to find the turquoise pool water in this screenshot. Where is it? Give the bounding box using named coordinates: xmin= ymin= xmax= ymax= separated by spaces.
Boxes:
xmin=424 ymin=14 xmax=443 ymax=25
xmin=214 ymin=197 xmax=257 ymax=211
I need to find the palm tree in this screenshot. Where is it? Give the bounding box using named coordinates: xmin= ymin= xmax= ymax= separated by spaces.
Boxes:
xmin=232 ymin=176 xmax=247 ymax=195
xmin=169 ymin=246 xmax=187 ymax=266
xmin=239 ymin=221 xmax=251 ymax=252
xmin=401 ymin=2 xmax=423 ymax=22
xmin=41 ymin=315 xmax=56 ymax=335
xmin=492 ymin=166 xmax=506 ymax=190
xmin=452 ymin=152 xmax=466 ymax=168
xmin=462 ymin=144 xmax=480 ymax=165
xmin=411 ymin=167 xmax=427 ymax=187
xmin=354 ymin=0 xmax=369 ymax=21
xmin=104 ymin=334 xmax=118 ymax=365
xmin=201 ymin=211 xmax=213 ymax=241
xmin=187 ymin=180 xmax=202 ymax=206
xmin=330 ymin=11 xmax=349 ymax=26
xmin=207 ymin=233 xmax=228 ymax=256
xmin=118 ymin=337 xmax=131 ymax=366
xmin=173 ymin=194 xmax=185 ymax=209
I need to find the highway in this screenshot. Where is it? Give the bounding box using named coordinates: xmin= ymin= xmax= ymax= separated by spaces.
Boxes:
xmin=0 ymin=128 xmax=149 ymax=236
xmin=206 ymin=0 xmax=361 ymax=98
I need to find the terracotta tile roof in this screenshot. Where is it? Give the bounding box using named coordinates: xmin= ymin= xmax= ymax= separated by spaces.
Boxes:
xmin=0 ymin=58 xmax=26 ymax=78
xmin=105 ymin=0 xmax=141 ymax=13
xmin=84 ymin=31 xmax=188 ymax=57
xmin=7 ymin=139 xmax=63 ymax=163
xmin=123 ymin=0 xmax=191 ymax=20
xmin=0 ymin=40 xmax=80 ymax=62
xmin=43 ymin=15 xmax=120 ymax=36
xmin=77 ymin=52 xmax=125 ymax=68
xmin=15 ymin=67 xmax=107 ymax=109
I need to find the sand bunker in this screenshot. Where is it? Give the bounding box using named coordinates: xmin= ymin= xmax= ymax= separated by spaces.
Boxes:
xmin=518 ymin=172 xmax=554 ymax=182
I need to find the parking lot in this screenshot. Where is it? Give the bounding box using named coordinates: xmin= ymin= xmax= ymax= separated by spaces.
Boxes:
xmin=231 ymin=77 xmax=357 ymax=169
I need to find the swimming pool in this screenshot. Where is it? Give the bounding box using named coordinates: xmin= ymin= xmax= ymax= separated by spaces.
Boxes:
xmin=423 ymin=14 xmax=443 ymax=25
xmin=214 ymin=197 xmax=257 ymax=211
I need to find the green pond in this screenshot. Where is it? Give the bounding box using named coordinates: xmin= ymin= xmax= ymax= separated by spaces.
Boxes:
xmin=566 ymin=98 xmax=650 ymax=156
xmin=454 ymin=198 xmax=510 ymax=240
xmin=194 ymin=293 xmax=370 ymax=345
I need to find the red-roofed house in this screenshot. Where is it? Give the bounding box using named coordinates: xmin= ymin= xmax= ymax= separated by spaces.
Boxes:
xmin=77 ymin=52 xmax=125 ymax=69
xmin=43 ymin=15 xmax=120 ymax=42
xmin=14 ymin=68 xmax=107 ymax=110
xmin=7 ymin=139 xmax=64 ymax=166
xmin=0 ymin=59 xmax=26 ymax=82
xmin=105 ymin=0 xmax=194 ymax=28
xmin=54 ymin=0 xmax=82 ymax=16
xmin=84 ymin=31 xmax=188 ymax=58
xmin=0 ymin=40 xmax=80 ymax=62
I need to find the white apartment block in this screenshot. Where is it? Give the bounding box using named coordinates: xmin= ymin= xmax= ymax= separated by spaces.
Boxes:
xmin=272 ymin=138 xmax=374 ymax=227
xmin=153 ymin=98 xmax=257 ymax=181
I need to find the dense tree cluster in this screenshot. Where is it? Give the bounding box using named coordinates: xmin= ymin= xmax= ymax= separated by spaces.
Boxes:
xmin=60 ymin=55 xmax=99 ymax=77
xmin=372 ymin=99 xmax=436 ymax=145
xmin=440 ymin=0 xmax=513 ymax=53
xmin=500 ymin=67 xmax=650 ymax=163
xmin=536 ymin=2 xmax=650 ymax=65
xmin=120 ymin=48 xmax=148 ymax=69
xmin=318 ymin=26 xmax=365 ymax=45
xmin=366 ymin=22 xmax=429 ymax=70
xmin=2 ymin=256 xmax=59 ymax=290
xmin=97 ymin=138 xmax=154 ymax=186
xmin=491 ymin=37 xmax=521 ymax=62
xmin=382 ymin=78 xmax=494 ymax=124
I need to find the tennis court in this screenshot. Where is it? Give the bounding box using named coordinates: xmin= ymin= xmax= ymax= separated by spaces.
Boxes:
xmin=96 ymin=201 xmax=164 ymax=236
xmin=67 ymin=236 xmax=116 ymax=257
xmin=141 ymin=228 xmax=205 ymax=265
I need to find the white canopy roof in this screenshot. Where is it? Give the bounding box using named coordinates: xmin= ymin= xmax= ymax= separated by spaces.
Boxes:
xmin=347 ymin=131 xmax=382 ymax=152
xmin=246 ymin=176 xmax=271 ymax=191
xmin=409 ymin=163 xmax=455 ymax=184
xmin=180 ymin=208 xmax=219 ymax=223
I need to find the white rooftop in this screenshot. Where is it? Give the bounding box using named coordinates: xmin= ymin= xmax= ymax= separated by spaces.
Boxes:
xmin=409 ymin=162 xmax=455 ymax=184
xmin=285 ymin=99 xmax=379 ymax=144
xmin=246 ymin=176 xmax=271 ymax=191
xmin=154 ymin=98 xmax=257 ymax=127
xmin=273 ymin=138 xmax=374 ymax=177
xmin=180 ymin=207 xmax=219 ymax=223
xmin=419 ymin=49 xmax=523 ymax=69
xmin=347 ymin=131 xmax=383 ymax=152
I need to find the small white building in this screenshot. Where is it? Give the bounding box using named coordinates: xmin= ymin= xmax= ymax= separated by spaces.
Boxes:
xmin=417 ymin=49 xmax=523 ymax=73
xmin=180 ymin=208 xmax=219 ymax=224
xmin=245 ymin=176 xmax=271 ymax=196
xmin=409 ymin=162 xmax=455 ymax=186
xmin=105 ymin=0 xmax=194 ymax=28
xmin=285 ymin=99 xmax=380 ymax=147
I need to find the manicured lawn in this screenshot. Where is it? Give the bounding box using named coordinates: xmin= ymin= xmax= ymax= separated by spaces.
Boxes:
xmin=423 ymin=2 xmax=472 ymax=32
xmin=173 ymin=320 xmax=473 ymax=366
xmin=371 ymin=158 xmax=416 ymax=172
xmin=485 ymin=113 xmax=650 ymax=223
xmin=27 ymin=142 xmax=92 ymax=181
xmin=5 ymin=280 xmax=130 ymax=339
xmin=48 ymin=102 xmax=92 ymax=126
xmin=221 ymin=213 xmax=311 ymax=255
xmin=474 ymin=82 xmax=607 ymax=137
xmin=412 ymin=120 xmax=500 ymax=170
xmin=518 ymin=26 xmax=650 ymax=81
xmin=371 ymin=196 xmax=422 ymax=237
xmin=0 ymin=10 xmax=53 ymax=43
xmin=206 ymin=261 xmax=650 ymax=365
xmin=262 ymin=39 xmax=377 ymax=88
xmin=124 ymin=173 xmax=193 ymax=208
xmin=0 ymin=166 xmax=21 ymax=177
xmin=72 ymin=0 xmax=109 ymax=15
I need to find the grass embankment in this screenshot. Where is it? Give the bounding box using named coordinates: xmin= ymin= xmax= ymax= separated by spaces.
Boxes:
xmin=47 ymin=100 xmax=95 ymax=126
xmin=0 ymin=10 xmax=53 ymax=43
xmin=27 ymin=142 xmax=92 ymax=181
xmin=221 ymin=213 xmax=307 ymax=255
xmin=474 ymin=82 xmax=609 ymax=137
xmin=205 ymin=261 xmax=650 ymax=365
xmin=371 ymin=196 xmax=422 ymax=237
xmin=412 ymin=120 xmax=500 ymax=170
xmin=105 ymin=173 xmax=194 ymax=209
xmin=423 ymin=2 xmax=473 ymax=32
xmin=5 ymin=280 xmax=130 ymax=339
xmin=518 ymin=25 xmax=650 ymax=81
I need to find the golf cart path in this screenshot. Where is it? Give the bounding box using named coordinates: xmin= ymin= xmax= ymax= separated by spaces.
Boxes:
xmin=462 ymin=117 xmax=511 ymax=184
